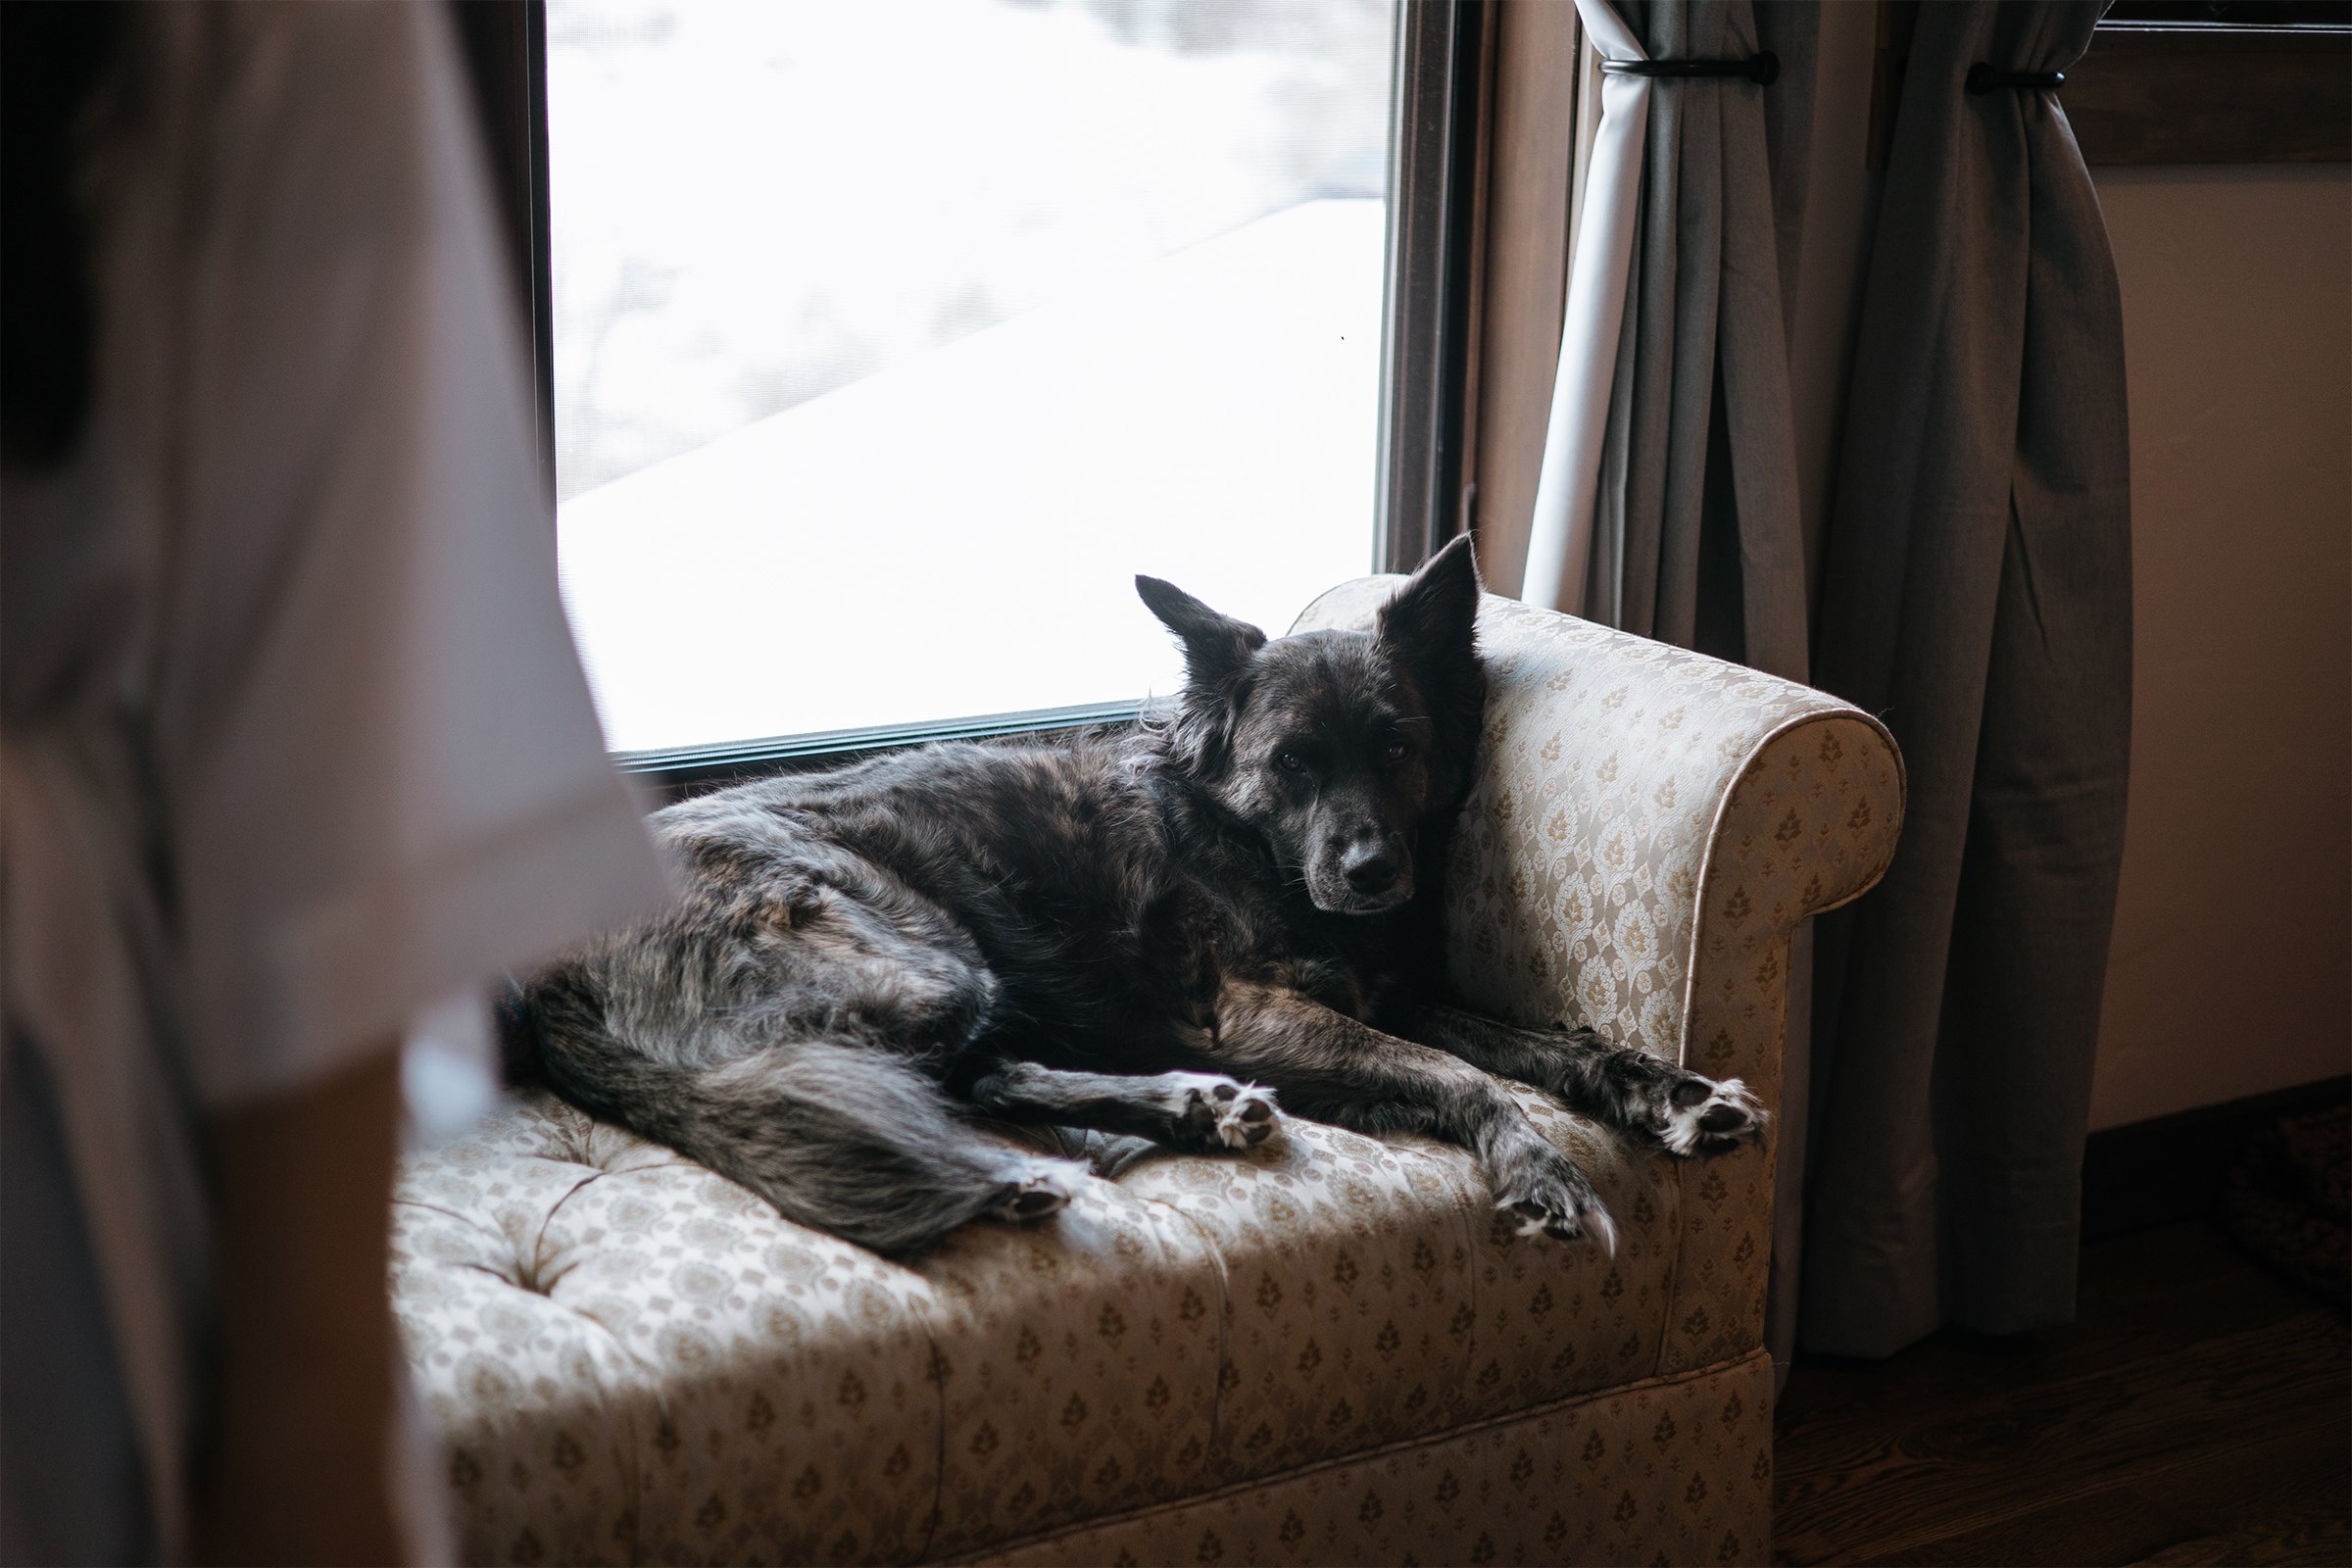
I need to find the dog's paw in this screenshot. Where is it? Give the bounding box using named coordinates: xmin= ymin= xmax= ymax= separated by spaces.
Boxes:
xmin=993 ymin=1162 xmax=1082 ymax=1223
xmin=1493 ymin=1148 xmax=1618 ymax=1254
xmin=1170 ymin=1073 xmax=1281 ymax=1151
xmin=1657 ymin=1075 xmax=1769 ymax=1157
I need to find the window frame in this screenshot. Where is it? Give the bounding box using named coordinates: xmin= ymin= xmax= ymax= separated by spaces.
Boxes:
xmin=1378 ymin=0 xmax=1486 ymax=575
xmin=459 ymin=0 xmax=1484 ymax=793
xmin=451 ymin=0 xmax=557 ymax=503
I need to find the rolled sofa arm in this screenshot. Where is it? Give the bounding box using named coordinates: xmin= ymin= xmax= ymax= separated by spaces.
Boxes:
xmin=1293 ymin=582 xmax=1902 ymax=1079
xmin=1294 ymin=581 xmax=1904 ymax=1370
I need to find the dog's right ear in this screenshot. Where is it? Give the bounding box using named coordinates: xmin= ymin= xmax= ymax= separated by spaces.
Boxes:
xmin=1376 ymin=532 xmax=1482 ymax=677
xmin=1136 ymin=575 xmax=1267 ymax=697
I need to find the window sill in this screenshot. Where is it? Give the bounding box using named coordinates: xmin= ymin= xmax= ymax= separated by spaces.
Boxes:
xmin=613 ymin=700 xmax=1148 ymax=800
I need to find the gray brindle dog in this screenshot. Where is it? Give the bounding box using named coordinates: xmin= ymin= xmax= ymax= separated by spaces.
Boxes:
xmin=510 ymin=538 xmax=1764 ymax=1255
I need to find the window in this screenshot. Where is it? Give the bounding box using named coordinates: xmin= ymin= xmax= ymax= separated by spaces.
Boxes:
xmin=537 ymin=0 xmax=1425 ymax=763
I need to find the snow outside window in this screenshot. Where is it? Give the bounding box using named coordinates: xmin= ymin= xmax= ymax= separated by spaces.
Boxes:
xmin=549 ymin=0 xmax=1399 ymax=753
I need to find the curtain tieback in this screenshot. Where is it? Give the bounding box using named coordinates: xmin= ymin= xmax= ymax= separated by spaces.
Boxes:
xmin=1965 ymin=63 xmax=2066 ymax=94
xmin=1600 ymin=51 xmax=1779 ymax=86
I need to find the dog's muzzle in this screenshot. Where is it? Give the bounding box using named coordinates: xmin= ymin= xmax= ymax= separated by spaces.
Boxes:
xmin=1311 ymin=847 xmax=1414 ymax=913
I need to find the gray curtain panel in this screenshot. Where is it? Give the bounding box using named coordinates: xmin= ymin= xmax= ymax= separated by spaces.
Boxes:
xmin=1804 ymin=0 xmax=2132 ymax=1357
xmin=1587 ymin=0 xmax=1815 ymax=685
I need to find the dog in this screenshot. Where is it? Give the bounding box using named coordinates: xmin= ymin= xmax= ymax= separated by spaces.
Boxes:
xmin=508 ymin=536 xmax=1764 ymax=1255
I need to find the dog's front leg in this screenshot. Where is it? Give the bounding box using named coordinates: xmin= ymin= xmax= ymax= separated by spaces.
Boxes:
xmin=964 ymin=1059 xmax=1281 ymax=1152
xmin=1386 ymin=1002 xmax=1767 ymax=1158
xmin=1211 ymin=981 xmax=1617 ymax=1250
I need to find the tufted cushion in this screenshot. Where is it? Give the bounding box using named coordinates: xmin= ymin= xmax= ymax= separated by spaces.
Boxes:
xmin=394 ymin=1086 xmax=1690 ymax=1565
xmin=393 ymin=587 xmax=1903 ymax=1565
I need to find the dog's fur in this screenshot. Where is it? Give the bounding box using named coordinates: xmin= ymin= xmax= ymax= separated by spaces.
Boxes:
xmin=510 ymin=538 xmax=1764 ymax=1255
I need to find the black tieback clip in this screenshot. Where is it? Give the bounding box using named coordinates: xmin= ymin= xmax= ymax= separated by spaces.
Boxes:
xmin=1966 ymin=63 xmax=2065 ymax=94
xmin=1601 ymin=51 xmax=1780 ymax=86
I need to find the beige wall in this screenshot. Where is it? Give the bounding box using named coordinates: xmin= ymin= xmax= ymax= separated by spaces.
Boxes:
xmin=2085 ymin=163 xmax=2352 ymax=1129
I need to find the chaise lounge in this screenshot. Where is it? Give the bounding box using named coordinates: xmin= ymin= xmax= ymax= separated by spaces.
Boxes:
xmin=390 ymin=578 xmax=1903 ymax=1566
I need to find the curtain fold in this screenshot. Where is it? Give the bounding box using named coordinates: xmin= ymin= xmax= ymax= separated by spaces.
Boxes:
xmin=1803 ymin=0 xmax=2132 ymax=1357
xmin=1515 ymin=0 xmax=2131 ymax=1365
xmin=1523 ymin=0 xmax=1812 ymax=680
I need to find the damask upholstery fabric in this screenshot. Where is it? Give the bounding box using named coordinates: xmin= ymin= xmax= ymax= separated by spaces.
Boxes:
xmin=391 ymin=587 xmax=1902 ymax=1565
xmin=1293 ymin=585 xmax=1901 ymax=1375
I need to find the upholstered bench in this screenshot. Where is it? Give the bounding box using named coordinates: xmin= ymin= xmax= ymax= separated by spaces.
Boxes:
xmin=391 ymin=583 xmax=1902 ymax=1566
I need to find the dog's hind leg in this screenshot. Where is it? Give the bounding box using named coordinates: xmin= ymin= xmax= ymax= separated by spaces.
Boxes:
xmin=538 ymin=1023 xmax=1083 ymax=1254
xmin=687 ymin=1043 xmax=1087 ymax=1248
xmin=1388 ymin=1003 xmax=1767 ymax=1158
xmin=964 ymin=1060 xmax=1282 ymax=1152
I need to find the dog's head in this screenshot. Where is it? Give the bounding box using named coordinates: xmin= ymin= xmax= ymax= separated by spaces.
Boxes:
xmin=1137 ymin=534 xmax=1487 ymax=915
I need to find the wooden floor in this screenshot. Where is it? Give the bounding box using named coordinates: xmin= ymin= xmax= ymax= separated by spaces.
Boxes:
xmin=1772 ymin=1220 xmax=2351 ymax=1565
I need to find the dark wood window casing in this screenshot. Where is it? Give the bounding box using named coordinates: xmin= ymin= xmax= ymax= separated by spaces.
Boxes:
xmin=1870 ymin=1 xmax=2350 ymax=168
xmin=449 ymin=0 xmax=556 ymax=505
xmin=2068 ymin=19 xmax=2350 ymax=166
xmin=1377 ymin=0 xmax=1489 ymax=576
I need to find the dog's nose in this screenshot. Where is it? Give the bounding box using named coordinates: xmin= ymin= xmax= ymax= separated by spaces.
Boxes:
xmin=1342 ymin=843 xmax=1399 ymax=894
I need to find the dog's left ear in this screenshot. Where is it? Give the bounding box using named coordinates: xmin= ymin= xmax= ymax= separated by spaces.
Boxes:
xmin=1377 ymin=532 xmax=1482 ymax=680
xmin=1137 ymin=574 xmax=1267 ymax=697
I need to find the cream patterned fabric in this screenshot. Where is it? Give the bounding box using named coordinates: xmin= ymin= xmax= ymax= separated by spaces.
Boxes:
xmin=391 ymin=589 xmax=1901 ymax=1565
xmin=1294 ymin=585 xmax=1903 ymax=1371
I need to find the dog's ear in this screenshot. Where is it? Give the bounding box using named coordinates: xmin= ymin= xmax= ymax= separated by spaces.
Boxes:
xmin=1376 ymin=533 xmax=1481 ymax=679
xmin=1378 ymin=535 xmax=1487 ymax=808
xmin=1136 ymin=574 xmax=1267 ymax=697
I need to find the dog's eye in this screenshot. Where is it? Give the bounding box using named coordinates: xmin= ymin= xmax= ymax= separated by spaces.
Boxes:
xmin=1277 ymin=751 xmax=1305 ymax=773
xmin=1384 ymin=740 xmax=1410 ymax=764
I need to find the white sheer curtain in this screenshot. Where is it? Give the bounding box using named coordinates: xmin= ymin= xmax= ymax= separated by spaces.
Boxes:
xmin=1521 ymin=0 xmax=1650 ymax=616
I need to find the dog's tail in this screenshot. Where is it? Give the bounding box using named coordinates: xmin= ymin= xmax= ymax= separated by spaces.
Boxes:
xmin=518 ymin=973 xmax=1078 ymax=1255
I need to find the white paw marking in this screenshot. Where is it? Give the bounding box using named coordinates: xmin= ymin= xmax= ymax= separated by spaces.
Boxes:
xmin=998 ymin=1162 xmax=1083 ymax=1222
xmin=1499 ymin=1185 xmax=1619 ymax=1255
xmin=1662 ymin=1076 xmax=1769 ymax=1156
xmin=1172 ymin=1073 xmax=1282 ymax=1150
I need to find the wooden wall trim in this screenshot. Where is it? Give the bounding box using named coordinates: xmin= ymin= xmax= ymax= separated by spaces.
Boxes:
xmin=1460 ymin=0 xmax=1584 ymax=598
xmin=2068 ymin=24 xmax=2351 ymax=165
xmin=1871 ymin=10 xmax=2352 ymax=170
xmin=1451 ymin=3 xmax=1500 ymax=552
